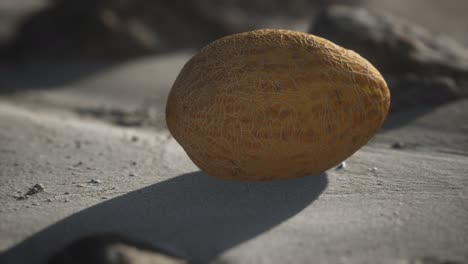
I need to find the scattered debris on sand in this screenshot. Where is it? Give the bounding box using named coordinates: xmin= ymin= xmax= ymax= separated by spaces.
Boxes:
xmin=75 ymin=106 xmax=162 ymax=128
xmin=16 ymin=183 xmax=45 ymax=200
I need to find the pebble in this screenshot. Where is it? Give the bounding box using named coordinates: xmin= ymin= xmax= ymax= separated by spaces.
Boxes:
xmin=129 ymin=173 xmax=136 ymax=177
xmin=131 ymin=136 xmax=139 ymax=142
xmin=89 ymin=179 xmax=101 ymax=184
xmin=392 ymin=142 xmax=406 ymax=149
xmin=336 ymin=161 xmax=347 ymax=170
xmin=73 ymin=161 xmax=83 ymax=167
xmin=17 ymin=183 xmax=45 ymax=200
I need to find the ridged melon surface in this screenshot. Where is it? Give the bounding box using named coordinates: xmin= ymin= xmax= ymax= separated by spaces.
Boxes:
xmin=166 ymin=29 xmax=390 ymax=181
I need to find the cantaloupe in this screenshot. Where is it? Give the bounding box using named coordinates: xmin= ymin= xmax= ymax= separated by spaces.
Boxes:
xmin=166 ymin=29 xmax=390 ymax=181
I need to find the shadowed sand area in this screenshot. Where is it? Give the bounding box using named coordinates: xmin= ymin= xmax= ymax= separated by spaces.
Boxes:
xmin=1 ymin=172 xmax=327 ymax=263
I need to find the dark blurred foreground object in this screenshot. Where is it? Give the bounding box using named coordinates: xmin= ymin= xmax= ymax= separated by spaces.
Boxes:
xmin=310 ymin=5 xmax=468 ymax=112
xmin=48 ymin=233 xmax=187 ymax=264
xmin=3 ymin=0 xmax=364 ymax=60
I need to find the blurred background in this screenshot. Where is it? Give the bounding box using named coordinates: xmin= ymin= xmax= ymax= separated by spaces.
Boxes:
xmin=0 ymin=0 xmax=467 ymax=113
xmin=1 ymin=1 xmax=468 ymax=264
xmin=1 ymin=0 xmax=468 ymax=58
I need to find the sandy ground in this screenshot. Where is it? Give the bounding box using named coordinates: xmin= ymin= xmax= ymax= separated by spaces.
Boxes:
xmin=0 ymin=53 xmax=467 ymax=263
xmin=0 ymin=1 xmax=468 ymax=263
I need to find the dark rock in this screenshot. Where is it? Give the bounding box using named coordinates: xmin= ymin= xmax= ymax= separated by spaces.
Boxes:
xmin=391 ymin=142 xmax=406 ymax=149
xmin=48 ymin=233 xmax=187 ymax=264
xmin=16 ymin=183 xmax=45 ymax=200
xmin=311 ymin=5 xmax=468 ymax=78
xmin=5 ymin=0 xmax=230 ymax=60
xmin=386 ymin=74 xmax=461 ymax=111
xmin=310 ymin=5 xmax=468 ymax=111
xmin=3 ymin=0 xmax=365 ymax=60
xmin=24 ymin=183 xmax=45 ymax=198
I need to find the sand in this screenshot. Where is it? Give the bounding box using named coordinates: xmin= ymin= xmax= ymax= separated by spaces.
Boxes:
xmin=0 ymin=52 xmax=467 ymax=263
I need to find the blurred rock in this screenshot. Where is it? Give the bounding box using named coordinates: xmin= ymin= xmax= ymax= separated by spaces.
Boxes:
xmin=310 ymin=5 xmax=468 ymax=111
xmin=48 ymin=233 xmax=187 ymax=264
xmin=3 ymin=0 xmax=365 ymax=60
xmin=311 ymin=5 xmax=468 ymax=78
xmin=5 ymin=0 xmax=230 ymax=60
xmin=386 ymin=74 xmax=461 ymax=111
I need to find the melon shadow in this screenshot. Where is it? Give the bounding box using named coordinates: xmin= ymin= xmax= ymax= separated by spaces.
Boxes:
xmin=0 ymin=171 xmax=328 ymax=263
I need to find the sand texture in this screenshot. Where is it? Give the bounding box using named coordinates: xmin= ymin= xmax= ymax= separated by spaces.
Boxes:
xmin=0 ymin=53 xmax=467 ymax=263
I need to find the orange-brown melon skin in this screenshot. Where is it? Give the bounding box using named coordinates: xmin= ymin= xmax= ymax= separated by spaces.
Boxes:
xmin=166 ymin=29 xmax=390 ymax=181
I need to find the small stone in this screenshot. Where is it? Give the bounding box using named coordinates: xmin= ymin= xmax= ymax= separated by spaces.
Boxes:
xmin=336 ymin=161 xmax=347 ymax=170
xmin=131 ymin=161 xmax=137 ymax=166
xmin=48 ymin=234 xmax=186 ymax=264
xmin=131 ymin=135 xmax=139 ymax=142
xmin=32 ymin=202 xmax=40 ymax=206
xmin=89 ymin=179 xmax=102 ymax=184
xmin=16 ymin=195 xmax=27 ymax=200
xmin=33 ymin=183 xmax=44 ymax=191
xmin=76 ymin=184 xmax=85 ymax=188
xmin=370 ymin=167 xmax=378 ymax=172
xmin=22 ymin=183 xmax=45 ymax=198
xmin=101 ymin=196 xmax=108 ymax=200
xmin=73 ymin=161 xmax=83 ymax=167
xmin=392 ymin=142 xmax=406 ymax=149
xmin=47 ymin=198 xmax=53 ymax=202
xmin=129 ymin=173 xmax=136 ymax=177
xmin=63 ymin=192 xmax=70 ymax=195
